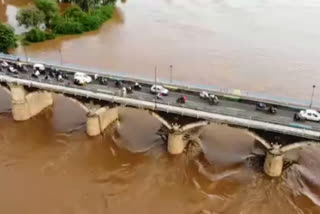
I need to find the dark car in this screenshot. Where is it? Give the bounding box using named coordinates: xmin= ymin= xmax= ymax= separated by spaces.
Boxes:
xmin=256 ymin=102 xmax=277 ymax=114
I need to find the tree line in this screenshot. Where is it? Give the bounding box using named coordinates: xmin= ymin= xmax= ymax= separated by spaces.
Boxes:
xmin=0 ymin=0 xmax=116 ymax=53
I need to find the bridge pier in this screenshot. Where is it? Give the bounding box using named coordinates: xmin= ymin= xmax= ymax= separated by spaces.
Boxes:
xmin=10 ymin=84 xmax=53 ymax=121
xmin=86 ymin=107 xmax=119 ymax=136
xmin=168 ymin=132 xmax=185 ymax=155
xmin=263 ymin=144 xmax=284 ymax=177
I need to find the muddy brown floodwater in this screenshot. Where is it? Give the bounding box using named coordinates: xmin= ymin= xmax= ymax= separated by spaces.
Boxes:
xmin=1 ymin=0 xmax=320 ymax=213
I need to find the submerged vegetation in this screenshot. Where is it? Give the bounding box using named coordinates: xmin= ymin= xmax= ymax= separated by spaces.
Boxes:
xmin=0 ymin=0 xmax=116 ymax=48
xmin=0 ymin=22 xmax=17 ymax=53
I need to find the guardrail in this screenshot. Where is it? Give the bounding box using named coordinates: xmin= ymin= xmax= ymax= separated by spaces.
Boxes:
xmin=1 ymin=53 xmax=319 ymax=111
xmin=1 ymin=74 xmax=320 ymax=140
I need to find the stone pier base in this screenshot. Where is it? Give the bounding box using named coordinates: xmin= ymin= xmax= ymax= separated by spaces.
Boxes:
xmin=86 ymin=107 xmax=118 ymax=136
xmin=10 ymin=84 xmax=53 ymax=121
xmin=167 ymin=133 xmax=185 ymax=155
xmin=264 ymin=152 xmax=284 ymax=177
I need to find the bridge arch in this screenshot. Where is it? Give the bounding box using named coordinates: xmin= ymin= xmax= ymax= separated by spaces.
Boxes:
xmin=0 ymin=85 xmax=11 ymax=96
xmin=55 ymin=94 xmax=90 ymax=113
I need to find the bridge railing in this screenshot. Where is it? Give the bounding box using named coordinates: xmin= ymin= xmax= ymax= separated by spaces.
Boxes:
xmin=1 ymin=53 xmax=319 ymax=110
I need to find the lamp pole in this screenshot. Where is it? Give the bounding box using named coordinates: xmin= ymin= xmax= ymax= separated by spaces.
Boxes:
xmin=154 ymin=66 xmax=157 ymax=108
xmin=310 ymin=85 xmax=316 ymax=108
xmin=59 ymin=48 xmax=63 ymax=65
xmin=169 ymin=65 xmax=173 ymax=84
xmin=23 ymin=45 xmax=28 ymax=62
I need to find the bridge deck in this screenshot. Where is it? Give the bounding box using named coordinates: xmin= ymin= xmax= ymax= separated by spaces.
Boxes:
xmin=0 ymin=57 xmax=320 ymax=140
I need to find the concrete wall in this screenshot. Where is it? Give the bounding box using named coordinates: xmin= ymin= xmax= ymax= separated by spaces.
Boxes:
xmin=10 ymin=84 xmax=53 ymax=121
xmin=86 ymin=107 xmax=119 ymax=136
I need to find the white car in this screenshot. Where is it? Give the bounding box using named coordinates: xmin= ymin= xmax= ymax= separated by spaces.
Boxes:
xmin=294 ymin=109 xmax=320 ymax=122
xmin=33 ymin=64 xmax=45 ymax=71
xmin=150 ymin=85 xmax=169 ymax=95
xmin=74 ymin=72 xmax=92 ymax=85
xmin=8 ymin=66 xmax=17 ymax=73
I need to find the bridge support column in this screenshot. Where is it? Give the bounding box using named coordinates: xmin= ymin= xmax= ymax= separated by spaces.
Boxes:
xmin=168 ymin=132 xmax=185 ymax=155
xmin=10 ymin=84 xmax=53 ymax=121
xmin=86 ymin=107 xmax=118 ymax=136
xmin=264 ymin=150 xmax=284 ymax=177
xmin=12 ymin=100 xmax=30 ymax=121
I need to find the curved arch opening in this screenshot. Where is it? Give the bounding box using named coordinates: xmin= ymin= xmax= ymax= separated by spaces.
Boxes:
xmin=52 ymin=94 xmax=88 ymax=132
xmin=0 ymin=86 xmax=11 ymax=113
xmin=115 ymin=107 xmax=165 ymax=153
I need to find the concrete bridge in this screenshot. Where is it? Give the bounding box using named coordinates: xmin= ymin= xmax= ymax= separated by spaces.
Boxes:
xmin=0 ymin=55 xmax=320 ymax=177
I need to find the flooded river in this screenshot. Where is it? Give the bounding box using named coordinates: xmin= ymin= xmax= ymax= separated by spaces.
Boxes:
xmin=1 ymin=0 xmax=320 ymax=213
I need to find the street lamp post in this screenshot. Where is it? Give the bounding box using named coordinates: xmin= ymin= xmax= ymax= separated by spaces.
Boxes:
xmin=23 ymin=45 xmax=28 ymax=62
xmin=310 ymin=85 xmax=316 ymax=108
xmin=59 ymin=48 xmax=63 ymax=65
xmin=154 ymin=66 xmax=157 ymax=108
xmin=169 ymin=65 xmax=173 ymax=84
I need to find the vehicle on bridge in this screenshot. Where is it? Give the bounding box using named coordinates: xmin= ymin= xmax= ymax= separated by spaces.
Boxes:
xmin=150 ymin=85 xmax=169 ymax=95
xmin=177 ymin=96 xmax=187 ymax=104
xmin=1 ymin=60 xmax=8 ymax=68
xmin=74 ymin=72 xmax=92 ymax=85
xmin=32 ymin=70 xmax=40 ymax=78
xmin=8 ymin=66 xmax=17 ymax=74
xmin=256 ymin=102 xmax=277 ymax=114
xmin=33 ymin=64 xmax=45 ymax=72
xmin=200 ymin=91 xmax=219 ymax=105
xmin=294 ymin=109 xmax=320 ymax=122
xmin=99 ymin=77 xmax=108 ymax=85
xmin=133 ymin=82 xmax=142 ymax=90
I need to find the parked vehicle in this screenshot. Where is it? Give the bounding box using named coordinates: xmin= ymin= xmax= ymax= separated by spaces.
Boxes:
xmin=150 ymin=85 xmax=169 ymax=95
xmin=33 ymin=64 xmax=45 ymax=71
xmin=256 ymin=103 xmax=277 ymax=114
xmin=133 ymin=82 xmax=142 ymax=90
xmin=177 ymin=96 xmax=187 ymax=104
xmin=74 ymin=72 xmax=92 ymax=85
xmin=294 ymin=109 xmax=320 ymax=122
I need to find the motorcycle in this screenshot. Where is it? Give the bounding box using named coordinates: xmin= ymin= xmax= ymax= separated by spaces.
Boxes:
xmin=99 ymin=77 xmax=108 ymax=85
xmin=256 ymin=103 xmax=277 ymax=114
xmin=177 ymin=96 xmax=187 ymax=104
xmin=209 ymin=95 xmax=219 ymax=105
xmin=156 ymin=93 xmax=163 ymax=100
xmin=126 ymin=86 xmax=133 ymax=94
xmin=115 ymin=80 xmax=123 ymax=87
xmin=133 ymin=82 xmax=142 ymax=90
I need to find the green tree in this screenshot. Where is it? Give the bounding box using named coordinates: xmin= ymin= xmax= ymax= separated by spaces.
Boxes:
xmin=0 ymin=22 xmax=17 ymax=53
xmin=35 ymin=0 xmax=59 ymax=28
xmin=73 ymin=0 xmax=99 ymax=12
xmin=16 ymin=7 xmax=45 ymax=28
